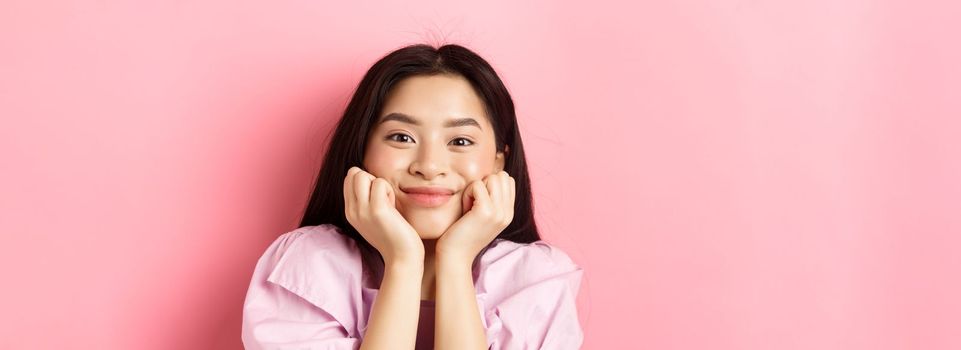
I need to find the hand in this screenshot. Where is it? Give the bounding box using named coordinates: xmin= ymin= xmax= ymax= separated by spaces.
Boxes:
xmin=436 ymin=171 xmax=516 ymax=263
xmin=343 ymin=166 xmax=424 ymax=264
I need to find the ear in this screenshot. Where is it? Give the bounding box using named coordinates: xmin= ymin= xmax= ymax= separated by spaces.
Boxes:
xmin=494 ymin=144 xmax=509 ymax=172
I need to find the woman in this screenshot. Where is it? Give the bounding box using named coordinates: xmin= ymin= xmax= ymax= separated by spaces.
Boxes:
xmin=242 ymin=43 xmax=584 ymax=349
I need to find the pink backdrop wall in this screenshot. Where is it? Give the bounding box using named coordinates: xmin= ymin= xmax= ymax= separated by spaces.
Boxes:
xmin=2 ymin=1 xmax=959 ymax=349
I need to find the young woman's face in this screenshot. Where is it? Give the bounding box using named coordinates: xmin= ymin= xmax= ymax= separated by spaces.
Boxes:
xmin=363 ymin=74 xmax=506 ymax=240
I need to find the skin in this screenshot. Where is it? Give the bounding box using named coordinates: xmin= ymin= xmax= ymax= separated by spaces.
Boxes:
xmin=344 ymin=74 xmax=515 ymax=350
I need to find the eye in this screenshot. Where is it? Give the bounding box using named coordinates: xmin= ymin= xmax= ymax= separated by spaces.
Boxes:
xmin=450 ymin=137 xmax=475 ymax=147
xmin=386 ymin=133 xmax=414 ymax=143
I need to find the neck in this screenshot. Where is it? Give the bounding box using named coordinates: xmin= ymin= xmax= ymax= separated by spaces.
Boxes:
xmin=421 ymin=239 xmax=437 ymax=301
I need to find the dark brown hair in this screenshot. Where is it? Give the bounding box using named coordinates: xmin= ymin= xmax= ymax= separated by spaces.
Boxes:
xmin=299 ymin=43 xmax=541 ymax=287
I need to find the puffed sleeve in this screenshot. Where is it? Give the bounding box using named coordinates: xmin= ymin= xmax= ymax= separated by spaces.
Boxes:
xmin=475 ymin=241 xmax=585 ymax=350
xmin=241 ymin=226 xmax=363 ymax=350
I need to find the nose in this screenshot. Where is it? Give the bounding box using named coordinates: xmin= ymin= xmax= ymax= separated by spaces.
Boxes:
xmin=408 ymin=141 xmax=448 ymax=180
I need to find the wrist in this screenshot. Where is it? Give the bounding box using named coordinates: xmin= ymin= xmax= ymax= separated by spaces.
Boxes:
xmin=384 ymin=252 xmax=425 ymax=271
xmin=436 ymin=250 xmax=475 ymax=268
xmin=436 ymin=238 xmax=477 ymax=262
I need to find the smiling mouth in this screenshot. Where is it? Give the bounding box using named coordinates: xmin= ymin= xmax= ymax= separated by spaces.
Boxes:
xmin=400 ymin=190 xmax=453 ymax=207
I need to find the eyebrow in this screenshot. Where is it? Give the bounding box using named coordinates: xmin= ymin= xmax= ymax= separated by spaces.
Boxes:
xmin=378 ymin=112 xmax=482 ymax=131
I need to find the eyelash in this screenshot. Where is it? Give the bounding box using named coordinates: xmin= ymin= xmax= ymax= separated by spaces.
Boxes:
xmin=386 ymin=133 xmax=475 ymax=147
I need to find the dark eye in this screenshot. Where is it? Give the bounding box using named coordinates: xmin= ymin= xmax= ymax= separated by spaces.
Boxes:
xmin=386 ymin=133 xmax=414 ymax=143
xmin=450 ymin=138 xmax=475 ymax=147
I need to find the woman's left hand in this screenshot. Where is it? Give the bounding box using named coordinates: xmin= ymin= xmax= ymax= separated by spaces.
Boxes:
xmin=436 ymin=171 xmax=516 ymax=264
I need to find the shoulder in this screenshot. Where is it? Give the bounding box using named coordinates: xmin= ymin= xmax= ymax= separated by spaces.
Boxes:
xmin=265 ymin=223 xmax=356 ymax=257
xmin=244 ymin=224 xmax=367 ymax=340
xmin=479 ymin=239 xmax=580 ymax=274
xmin=256 ymin=224 xmax=359 ymax=271
xmin=258 ymin=224 xmax=364 ymax=308
xmin=476 ymin=239 xmax=582 ymax=296
xmin=261 ymin=223 xmax=360 ymax=273
xmin=474 ymin=239 xmax=585 ymax=347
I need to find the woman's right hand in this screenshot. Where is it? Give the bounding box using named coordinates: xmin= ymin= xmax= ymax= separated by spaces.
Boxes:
xmin=343 ymin=166 xmax=424 ymax=265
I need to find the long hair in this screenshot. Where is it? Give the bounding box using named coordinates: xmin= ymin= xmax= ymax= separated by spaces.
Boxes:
xmin=299 ymin=43 xmax=540 ymax=287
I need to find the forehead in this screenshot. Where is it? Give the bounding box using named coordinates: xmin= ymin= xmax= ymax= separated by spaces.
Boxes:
xmin=378 ymin=74 xmax=490 ymax=128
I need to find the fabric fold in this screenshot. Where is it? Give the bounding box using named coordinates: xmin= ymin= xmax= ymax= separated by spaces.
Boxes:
xmin=243 ymin=224 xmax=584 ymax=350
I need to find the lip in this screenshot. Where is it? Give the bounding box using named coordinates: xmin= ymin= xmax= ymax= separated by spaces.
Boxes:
xmin=401 ymin=186 xmax=455 ymax=207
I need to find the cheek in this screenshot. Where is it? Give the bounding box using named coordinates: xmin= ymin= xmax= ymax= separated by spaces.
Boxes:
xmin=454 ymin=155 xmax=496 ymax=182
xmin=363 ymin=145 xmax=408 ymax=178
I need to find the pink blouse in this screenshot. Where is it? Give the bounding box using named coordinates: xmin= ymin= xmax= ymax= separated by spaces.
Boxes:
xmin=241 ymin=224 xmax=584 ymax=349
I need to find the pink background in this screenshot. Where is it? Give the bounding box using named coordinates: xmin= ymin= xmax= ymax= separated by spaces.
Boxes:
xmin=2 ymin=1 xmax=960 ymax=349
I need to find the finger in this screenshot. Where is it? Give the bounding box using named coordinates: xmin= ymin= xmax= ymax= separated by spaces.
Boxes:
xmin=344 ymin=167 xmax=360 ymax=211
xmin=485 ymin=174 xmax=500 ymax=208
xmin=498 ymin=171 xmax=510 ymax=206
xmin=370 ymin=178 xmax=389 ymax=210
xmin=387 ymin=182 xmax=395 ymax=207
xmin=473 ymin=179 xmax=492 ymax=210
xmin=354 ymin=170 xmax=373 ymax=207
xmin=496 ymin=172 xmax=509 ymax=220
xmin=462 ymin=182 xmax=475 ymax=213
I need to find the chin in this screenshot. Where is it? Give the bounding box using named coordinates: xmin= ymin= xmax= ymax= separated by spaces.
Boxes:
xmin=416 ymin=227 xmax=446 ymax=240
xmin=403 ymin=209 xmax=459 ymax=240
